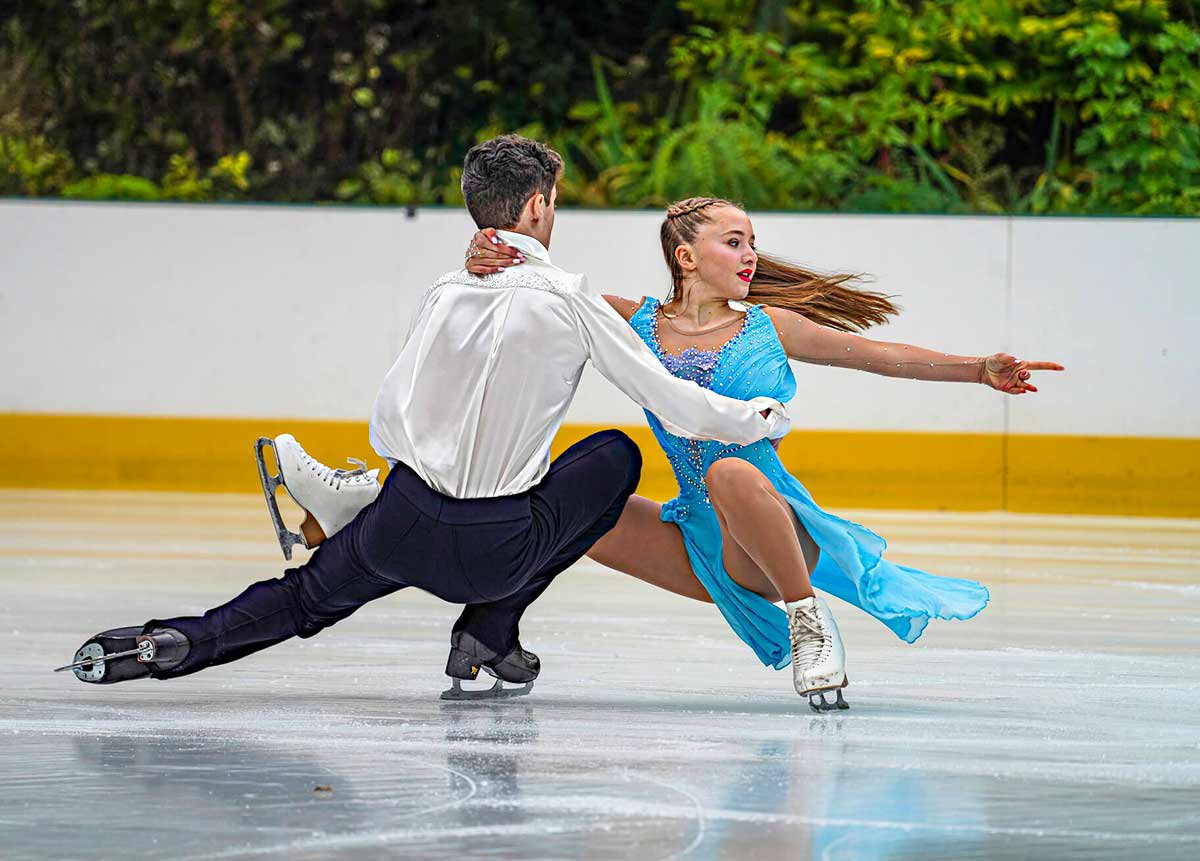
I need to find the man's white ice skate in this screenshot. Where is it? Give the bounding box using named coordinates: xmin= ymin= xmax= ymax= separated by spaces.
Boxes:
xmin=253 ymin=433 xmax=381 ymax=559
xmin=788 ymin=595 xmax=850 ymax=713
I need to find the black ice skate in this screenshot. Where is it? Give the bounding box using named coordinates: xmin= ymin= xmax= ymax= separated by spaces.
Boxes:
xmin=54 ymin=624 xmax=190 ymax=683
xmin=440 ymin=631 xmax=538 ymax=701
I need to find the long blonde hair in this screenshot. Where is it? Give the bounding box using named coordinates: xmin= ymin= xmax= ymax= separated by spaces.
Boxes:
xmin=660 ymin=197 xmax=899 ymax=332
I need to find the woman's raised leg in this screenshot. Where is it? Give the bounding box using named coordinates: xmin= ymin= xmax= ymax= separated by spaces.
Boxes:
xmin=706 ymin=457 xmax=847 ymax=704
xmin=705 ymin=458 xmax=820 ymax=603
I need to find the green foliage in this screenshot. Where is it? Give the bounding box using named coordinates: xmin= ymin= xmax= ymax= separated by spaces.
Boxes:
xmin=0 ymin=134 xmax=74 ymax=195
xmin=158 ymin=151 xmax=254 ymax=200
xmin=3 ymin=1 xmax=1198 ymax=214
xmin=1067 ymin=11 xmax=1200 ymax=213
xmin=161 ymin=154 xmax=213 ymax=202
xmin=62 ymin=174 xmax=162 ymax=201
xmin=337 ymin=148 xmax=421 ymax=204
xmin=212 ymin=152 xmax=253 ymax=193
xmin=649 ymin=0 xmax=1200 ymax=214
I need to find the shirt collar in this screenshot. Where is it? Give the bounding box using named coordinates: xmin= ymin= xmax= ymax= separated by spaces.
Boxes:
xmin=495 ymin=230 xmax=552 ymax=265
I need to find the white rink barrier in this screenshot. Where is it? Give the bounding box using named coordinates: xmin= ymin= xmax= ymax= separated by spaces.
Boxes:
xmin=2 ymin=200 xmax=1197 ymax=516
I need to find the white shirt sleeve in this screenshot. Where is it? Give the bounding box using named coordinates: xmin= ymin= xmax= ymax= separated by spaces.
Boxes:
xmin=567 ymin=276 xmax=790 ymax=445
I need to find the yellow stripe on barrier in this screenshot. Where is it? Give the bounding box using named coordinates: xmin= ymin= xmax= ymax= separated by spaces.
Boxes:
xmin=1 ymin=414 xmax=1197 ymax=518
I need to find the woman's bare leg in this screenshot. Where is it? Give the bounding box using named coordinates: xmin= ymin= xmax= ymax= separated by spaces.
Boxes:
xmin=588 ymin=477 xmax=842 ymax=685
xmin=707 ymin=460 xmax=847 ymax=685
xmin=706 ymin=458 xmax=820 ymax=603
xmin=586 ymin=495 xmax=713 ymax=603
xmin=300 ymin=512 xmax=326 ymax=548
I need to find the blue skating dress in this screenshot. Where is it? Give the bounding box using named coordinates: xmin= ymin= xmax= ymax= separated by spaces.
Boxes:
xmin=629 ymin=298 xmax=990 ymax=669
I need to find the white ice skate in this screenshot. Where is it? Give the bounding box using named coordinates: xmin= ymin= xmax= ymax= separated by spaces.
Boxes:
xmin=253 ymin=433 xmax=381 ymax=559
xmin=788 ymin=595 xmax=850 ymax=712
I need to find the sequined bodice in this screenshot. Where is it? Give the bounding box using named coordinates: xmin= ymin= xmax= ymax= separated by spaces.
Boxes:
xmin=630 ymin=298 xmax=797 ymax=518
xmin=660 ymin=347 xmax=721 ymax=387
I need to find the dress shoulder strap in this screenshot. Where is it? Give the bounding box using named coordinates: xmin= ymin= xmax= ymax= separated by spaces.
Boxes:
xmin=742 ymin=302 xmax=790 ymax=358
xmin=632 ymin=295 xmax=657 ymax=316
xmin=628 ymin=296 xmax=658 ymax=346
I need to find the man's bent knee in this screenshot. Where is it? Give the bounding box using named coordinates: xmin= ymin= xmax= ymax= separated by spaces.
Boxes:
xmin=594 ymin=429 xmax=642 ymax=492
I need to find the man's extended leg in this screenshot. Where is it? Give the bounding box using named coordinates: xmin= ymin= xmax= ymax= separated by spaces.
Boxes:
xmin=160 ymin=539 xmax=397 ymax=677
xmin=450 ymin=429 xmax=642 ymax=659
xmin=63 ymin=477 xmax=426 ymax=683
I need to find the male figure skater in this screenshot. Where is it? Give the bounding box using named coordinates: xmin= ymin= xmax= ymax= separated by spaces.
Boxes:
xmin=58 ymin=135 xmax=789 ymax=699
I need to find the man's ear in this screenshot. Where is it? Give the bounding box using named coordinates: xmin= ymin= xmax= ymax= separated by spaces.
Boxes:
xmin=530 ymin=192 xmax=547 ymax=222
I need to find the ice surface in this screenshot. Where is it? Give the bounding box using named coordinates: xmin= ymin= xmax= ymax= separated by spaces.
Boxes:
xmin=2 ymin=490 xmax=1199 ymax=859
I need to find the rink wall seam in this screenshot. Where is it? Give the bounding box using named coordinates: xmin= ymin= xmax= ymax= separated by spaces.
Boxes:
xmin=3 ymin=413 xmax=1196 ymax=518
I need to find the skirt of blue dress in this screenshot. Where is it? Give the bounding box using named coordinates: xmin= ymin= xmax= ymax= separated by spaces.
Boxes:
xmin=661 ymin=461 xmax=991 ymax=670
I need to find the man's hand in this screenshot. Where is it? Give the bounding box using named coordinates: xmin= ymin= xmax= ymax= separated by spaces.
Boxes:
xmin=980 ymin=353 xmax=1065 ymax=394
xmin=465 ymin=228 xmax=525 ymax=275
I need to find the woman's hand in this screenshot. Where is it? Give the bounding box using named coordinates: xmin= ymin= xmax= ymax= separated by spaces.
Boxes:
xmin=464 ymin=228 xmax=525 ymax=275
xmin=980 ymin=353 xmax=1064 ymax=394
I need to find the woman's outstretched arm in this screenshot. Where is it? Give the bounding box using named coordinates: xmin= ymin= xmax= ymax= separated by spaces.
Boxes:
xmin=763 ymin=306 xmax=1063 ymax=395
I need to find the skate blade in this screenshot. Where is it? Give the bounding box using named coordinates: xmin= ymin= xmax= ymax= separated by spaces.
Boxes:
xmin=808 ymin=688 xmax=850 ymax=713
xmin=54 ymin=642 xmax=156 ymax=681
xmin=254 ymin=437 xmax=306 ymax=561
xmin=439 ymin=677 xmax=534 ymax=701
xmin=54 ymin=643 xmax=109 ymax=679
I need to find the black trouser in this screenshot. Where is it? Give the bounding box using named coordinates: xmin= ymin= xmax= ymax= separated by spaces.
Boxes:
xmin=157 ymin=430 xmax=641 ymax=678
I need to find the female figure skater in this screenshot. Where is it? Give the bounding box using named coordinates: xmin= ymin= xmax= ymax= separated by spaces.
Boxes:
xmin=463 ymin=197 xmax=1062 ymax=710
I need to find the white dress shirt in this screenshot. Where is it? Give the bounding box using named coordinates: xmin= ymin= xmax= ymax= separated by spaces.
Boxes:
xmin=369 ymin=230 xmax=789 ymax=498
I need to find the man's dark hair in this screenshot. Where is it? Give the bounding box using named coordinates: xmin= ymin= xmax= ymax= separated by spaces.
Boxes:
xmin=461 ymin=134 xmax=563 ymax=229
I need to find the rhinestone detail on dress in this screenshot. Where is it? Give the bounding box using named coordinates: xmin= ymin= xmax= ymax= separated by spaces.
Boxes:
xmin=632 ymin=297 xmax=792 ymax=522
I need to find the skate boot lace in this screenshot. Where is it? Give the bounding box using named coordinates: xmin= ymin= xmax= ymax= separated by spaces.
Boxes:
xmin=300 ymin=451 xmax=376 ymax=490
xmin=789 ymin=603 xmax=831 ymax=670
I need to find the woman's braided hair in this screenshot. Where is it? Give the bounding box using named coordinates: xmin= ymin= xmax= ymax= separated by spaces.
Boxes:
xmin=665 ymin=197 xmax=723 ymax=219
xmin=659 ymin=197 xmax=898 ymax=332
